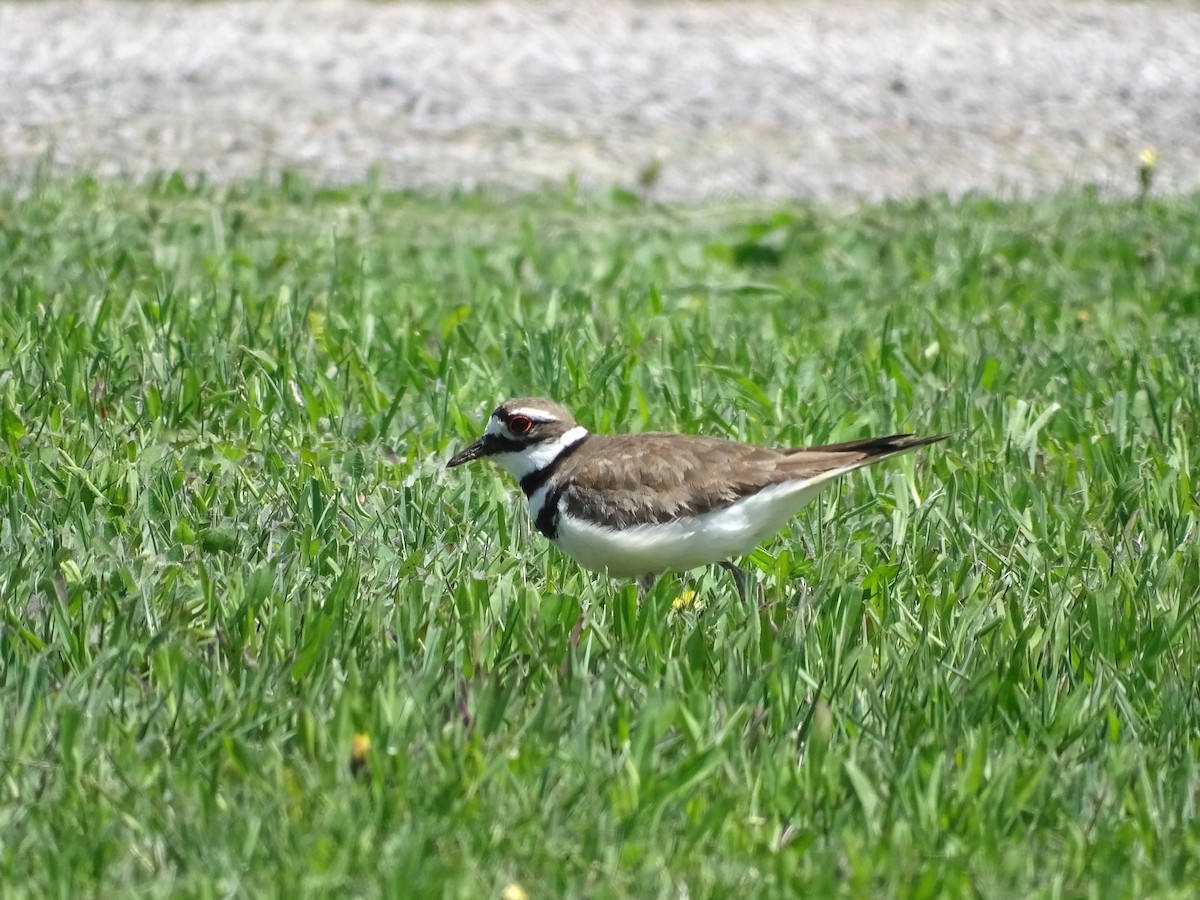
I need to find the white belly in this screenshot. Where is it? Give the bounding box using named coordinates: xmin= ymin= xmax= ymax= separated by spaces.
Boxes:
xmin=542 ymin=480 xmax=825 ymax=578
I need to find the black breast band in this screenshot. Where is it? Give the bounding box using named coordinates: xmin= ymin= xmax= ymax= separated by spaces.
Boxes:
xmin=519 ymin=433 xmax=589 ymax=497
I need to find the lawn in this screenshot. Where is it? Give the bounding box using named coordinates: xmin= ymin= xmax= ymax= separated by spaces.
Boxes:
xmin=1 ymin=173 xmax=1198 ymax=898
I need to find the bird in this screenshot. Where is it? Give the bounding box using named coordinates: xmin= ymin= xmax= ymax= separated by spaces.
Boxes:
xmin=446 ymin=397 xmax=948 ymax=600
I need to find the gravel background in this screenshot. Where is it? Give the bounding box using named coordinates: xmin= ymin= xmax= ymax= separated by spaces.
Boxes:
xmin=2 ymin=0 xmax=1198 ymax=201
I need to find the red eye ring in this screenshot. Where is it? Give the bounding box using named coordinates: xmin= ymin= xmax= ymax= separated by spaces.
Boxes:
xmin=509 ymin=415 xmax=533 ymax=435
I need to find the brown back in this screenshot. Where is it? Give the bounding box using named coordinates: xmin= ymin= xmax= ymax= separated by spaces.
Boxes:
xmin=555 ymin=431 xmax=947 ymax=529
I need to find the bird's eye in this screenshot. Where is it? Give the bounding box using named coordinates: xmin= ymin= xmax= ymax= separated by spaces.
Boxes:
xmin=509 ymin=415 xmax=533 ymax=435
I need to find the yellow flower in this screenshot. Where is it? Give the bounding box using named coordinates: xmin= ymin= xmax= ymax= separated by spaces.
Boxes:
xmin=350 ymin=733 xmax=371 ymax=778
xmin=1138 ymin=147 xmax=1157 ymax=194
xmin=672 ymin=590 xmax=705 ymax=612
xmin=501 ymin=884 xmax=528 ymax=900
xmin=308 ymin=311 xmax=326 ymax=341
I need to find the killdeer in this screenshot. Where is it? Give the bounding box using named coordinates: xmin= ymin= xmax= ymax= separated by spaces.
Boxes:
xmin=447 ymin=398 xmax=948 ymax=598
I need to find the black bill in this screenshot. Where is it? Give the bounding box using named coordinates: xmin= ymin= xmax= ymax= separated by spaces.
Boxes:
xmin=446 ymin=437 xmax=490 ymax=468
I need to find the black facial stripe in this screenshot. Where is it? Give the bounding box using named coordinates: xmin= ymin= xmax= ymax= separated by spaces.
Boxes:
xmin=519 ymin=433 xmax=589 ymax=497
xmin=535 ymin=483 xmax=564 ymax=539
xmin=486 ymin=434 xmax=528 ymax=454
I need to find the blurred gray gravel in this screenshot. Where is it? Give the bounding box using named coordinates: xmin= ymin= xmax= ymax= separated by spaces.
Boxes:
xmin=2 ymin=0 xmax=1198 ymax=201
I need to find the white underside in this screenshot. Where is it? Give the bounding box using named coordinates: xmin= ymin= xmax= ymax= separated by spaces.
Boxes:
xmin=543 ymin=479 xmax=828 ymax=578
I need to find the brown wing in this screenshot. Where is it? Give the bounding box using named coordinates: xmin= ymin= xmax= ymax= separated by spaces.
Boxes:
xmin=555 ymin=433 xmax=792 ymax=529
xmin=779 ymin=432 xmax=951 ymax=478
xmin=556 ymin=431 xmax=948 ymax=529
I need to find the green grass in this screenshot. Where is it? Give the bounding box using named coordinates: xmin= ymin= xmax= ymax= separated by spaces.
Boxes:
xmin=1 ymin=172 xmax=1199 ymax=898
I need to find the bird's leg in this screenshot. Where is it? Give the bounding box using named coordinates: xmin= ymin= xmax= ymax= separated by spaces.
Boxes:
xmin=569 ymin=609 xmax=586 ymax=647
xmin=719 ymin=560 xmax=749 ymax=603
xmin=793 ymin=531 xmax=816 ymax=613
xmin=636 ymin=574 xmax=656 ymax=597
xmin=719 ymin=560 xmax=766 ymax=606
xmin=792 ymin=578 xmax=813 ymax=613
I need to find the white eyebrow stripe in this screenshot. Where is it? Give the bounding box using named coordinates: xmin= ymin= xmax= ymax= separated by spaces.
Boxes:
xmin=484 ymin=417 xmax=508 ymax=437
xmin=509 ymin=407 xmax=562 ymax=423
